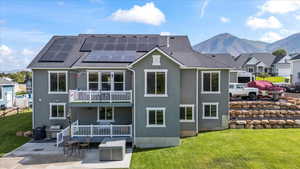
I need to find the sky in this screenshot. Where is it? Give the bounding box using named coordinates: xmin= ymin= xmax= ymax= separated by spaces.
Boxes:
xmin=1 ymin=0 xmax=300 ymax=72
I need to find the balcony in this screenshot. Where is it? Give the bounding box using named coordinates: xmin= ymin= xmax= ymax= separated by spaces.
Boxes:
xmin=69 ymin=90 xmax=132 ymax=103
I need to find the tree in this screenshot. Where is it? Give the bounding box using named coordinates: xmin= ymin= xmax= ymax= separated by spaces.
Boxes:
xmin=272 ymin=49 xmax=287 ymax=58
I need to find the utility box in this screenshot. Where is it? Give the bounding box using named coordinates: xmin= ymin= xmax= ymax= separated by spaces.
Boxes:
xmin=99 ymin=138 xmax=126 ymax=161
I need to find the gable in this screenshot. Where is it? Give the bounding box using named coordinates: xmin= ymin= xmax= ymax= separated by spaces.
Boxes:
xmin=246 ymin=57 xmax=259 ymax=65
xmin=256 ymin=61 xmax=267 ymax=67
xmin=128 ymin=47 xmax=184 ymax=68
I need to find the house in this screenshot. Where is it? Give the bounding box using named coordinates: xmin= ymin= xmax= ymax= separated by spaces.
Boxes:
xmin=234 ymin=53 xmax=276 ymax=76
xmin=27 ymin=34 xmax=233 ymax=148
xmin=0 ymin=78 xmax=15 ymax=109
xmin=291 ymin=54 xmax=300 ymax=85
xmin=272 ymin=54 xmax=292 ymax=78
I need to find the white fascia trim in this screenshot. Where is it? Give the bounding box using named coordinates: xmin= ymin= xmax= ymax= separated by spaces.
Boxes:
xmin=201 ymin=71 xmax=221 ymax=94
xmin=202 ymin=102 xmax=219 ymax=120
xmin=128 ymin=47 xmax=184 ymax=67
xmin=49 ymin=103 xmax=66 ymax=120
xmin=32 ymin=68 xmax=71 ymax=70
xmin=179 ymin=104 xmax=195 ymax=122
xmin=48 ymin=71 xmax=68 ymax=94
xmin=146 ymin=107 xmax=166 ymax=128
xmin=72 ymin=67 xmax=128 ymax=69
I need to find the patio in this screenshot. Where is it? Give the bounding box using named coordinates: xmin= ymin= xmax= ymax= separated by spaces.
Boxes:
xmin=2 ymin=141 xmax=132 ymax=169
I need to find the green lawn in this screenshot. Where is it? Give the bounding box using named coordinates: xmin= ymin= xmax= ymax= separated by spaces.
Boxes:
xmin=131 ymin=129 xmax=300 ymax=169
xmin=0 ymin=109 xmax=32 ymax=157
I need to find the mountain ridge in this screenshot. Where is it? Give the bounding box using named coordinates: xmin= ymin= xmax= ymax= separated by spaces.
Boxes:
xmin=193 ymin=33 xmax=300 ymax=56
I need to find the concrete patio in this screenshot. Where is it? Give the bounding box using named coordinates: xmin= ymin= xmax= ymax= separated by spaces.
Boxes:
xmin=1 ymin=142 xmax=132 ymax=169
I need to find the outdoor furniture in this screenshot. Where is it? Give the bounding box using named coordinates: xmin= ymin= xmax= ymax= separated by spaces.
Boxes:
xmin=67 ymin=140 xmax=80 ymax=156
xmin=62 ymin=136 xmax=72 ymax=155
xmin=79 ymin=137 xmax=91 ymax=152
xmin=98 ymin=138 xmax=126 ymax=161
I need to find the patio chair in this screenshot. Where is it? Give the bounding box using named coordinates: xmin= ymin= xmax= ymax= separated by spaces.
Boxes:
xmin=79 ymin=137 xmax=91 ymax=153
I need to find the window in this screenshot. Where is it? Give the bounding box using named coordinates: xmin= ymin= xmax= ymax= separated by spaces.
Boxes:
xmin=0 ymin=86 xmax=2 ymax=100
xmin=248 ymin=67 xmax=254 ymax=73
xmin=88 ymin=72 xmax=99 ymax=90
xmin=87 ymin=71 xmax=125 ymax=91
xmin=49 ymin=103 xmax=66 ymax=120
xmin=48 ymin=71 xmax=67 ymax=93
xmin=97 ymin=107 xmax=114 ymax=121
xmin=146 ymin=107 xmax=165 ymax=127
xmin=203 ymin=103 xmax=218 ymax=119
xmin=202 ymin=71 xmax=220 ymax=93
xmin=180 ymin=104 xmax=194 ymax=122
xmin=145 ymin=69 xmax=167 ymax=96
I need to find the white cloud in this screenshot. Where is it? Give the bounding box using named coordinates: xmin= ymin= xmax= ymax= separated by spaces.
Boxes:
xmin=111 ymin=2 xmax=166 ymax=26
xmin=200 ymin=0 xmax=209 ymax=18
xmin=0 ymin=45 xmax=13 ymax=56
xmin=246 ymin=16 xmax=282 ymax=29
xmin=21 ymin=49 xmax=37 ymax=56
xmin=260 ymin=32 xmax=283 ymax=42
xmin=0 ymin=46 xmax=38 ymax=71
xmin=296 ymin=15 xmax=300 ymax=20
xmin=220 ymin=17 xmax=230 ymax=23
xmin=260 ymin=0 xmax=300 ymax=14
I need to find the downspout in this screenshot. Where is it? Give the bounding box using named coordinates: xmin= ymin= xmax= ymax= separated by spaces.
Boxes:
xmin=127 ymin=67 xmax=136 ymax=145
xmin=196 ymin=69 xmax=199 ymax=133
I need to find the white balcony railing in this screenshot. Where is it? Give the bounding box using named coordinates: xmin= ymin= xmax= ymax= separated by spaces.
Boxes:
xmin=69 ymin=90 xmax=132 ymax=103
xmin=71 ymin=124 xmax=132 ymax=137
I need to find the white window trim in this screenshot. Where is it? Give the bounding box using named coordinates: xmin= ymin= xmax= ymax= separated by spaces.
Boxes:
xmin=202 ymin=102 xmax=219 ymax=119
xmin=49 ymin=103 xmax=66 ymax=120
xmin=201 ymin=71 xmax=220 ymax=94
xmin=180 ymin=104 xmax=195 ymax=122
xmin=48 ymin=71 xmax=68 ymax=94
xmin=146 ymin=107 xmax=166 ymax=127
xmin=144 ymin=69 xmax=168 ymax=97
xmin=87 ymin=70 xmax=125 ymax=91
xmin=97 ymin=106 xmax=115 ymax=122
xmin=0 ymin=86 xmax=3 ymax=101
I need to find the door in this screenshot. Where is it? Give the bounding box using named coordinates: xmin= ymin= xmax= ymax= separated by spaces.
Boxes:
xmin=6 ymin=91 xmax=13 ymax=107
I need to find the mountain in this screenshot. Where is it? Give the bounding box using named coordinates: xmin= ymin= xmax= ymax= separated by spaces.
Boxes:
xmin=193 ymin=33 xmax=269 ymax=56
xmin=193 ymin=33 xmax=300 ymax=56
xmin=267 ymin=33 xmax=300 ymax=53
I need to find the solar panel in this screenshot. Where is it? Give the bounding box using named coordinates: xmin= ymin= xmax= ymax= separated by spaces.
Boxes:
xmin=82 ymin=50 xmax=140 ymax=63
xmin=80 ymin=36 xmax=160 ymax=52
xmin=39 ymin=37 xmax=78 ymax=62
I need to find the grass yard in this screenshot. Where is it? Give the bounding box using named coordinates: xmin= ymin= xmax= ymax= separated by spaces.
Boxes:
xmin=131 ymin=129 xmax=300 ymax=169
xmin=0 ymin=109 xmax=32 ymax=157
xmin=256 ymin=76 xmax=289 ymax=83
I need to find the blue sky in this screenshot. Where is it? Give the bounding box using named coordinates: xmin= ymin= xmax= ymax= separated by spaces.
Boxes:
xmin=1 ymin=0 xmax=300 ymax=71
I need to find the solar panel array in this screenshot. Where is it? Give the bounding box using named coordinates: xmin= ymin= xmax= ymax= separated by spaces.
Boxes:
xmin=39 ymin=37 xmax=78 ymax=62
xmin=80 ymin=36 xmax=159 ymax=52
xmin=82 ymin=50 xmax=140 ymax=63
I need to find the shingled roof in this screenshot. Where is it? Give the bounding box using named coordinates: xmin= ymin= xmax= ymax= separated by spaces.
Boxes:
xmin=28 ymin=34 xmax=234 ymax=69
xmin=234 ymin=53 xmax=277 ymax=67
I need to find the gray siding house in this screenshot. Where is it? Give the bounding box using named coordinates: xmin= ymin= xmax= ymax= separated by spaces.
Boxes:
xmin=28 ymin=34 xmax=232 ymax=148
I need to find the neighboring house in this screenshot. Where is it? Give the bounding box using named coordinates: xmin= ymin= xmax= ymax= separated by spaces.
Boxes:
xmin=27 ymin=34 xmax=233 ymax=148
xmin=0 ymin=78 xmax=15 ymax=108
xmin=291 ymin=54 xmax=300 ymax=85
xmin=235 ymin=53 xmax=276 ymax=75
xmin=272 ymin=54 xmax=292 ymax=78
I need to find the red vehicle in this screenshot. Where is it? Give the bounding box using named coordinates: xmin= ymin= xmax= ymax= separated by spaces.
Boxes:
xmin=247 ymin=80 xmax=284 ymax=100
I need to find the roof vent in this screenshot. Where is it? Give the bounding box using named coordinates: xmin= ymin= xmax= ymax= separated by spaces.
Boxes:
xmin=170 ymin=37 xmax=175 ymax=39
xmin=212 ymin=55 xmax=216 ymax=58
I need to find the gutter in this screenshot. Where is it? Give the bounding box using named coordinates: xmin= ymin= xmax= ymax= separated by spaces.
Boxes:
xmin=127 ymin=67 xmax=136 ymax=146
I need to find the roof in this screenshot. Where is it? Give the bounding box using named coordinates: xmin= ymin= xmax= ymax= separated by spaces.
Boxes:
xmin=291 ymin=54 xmax=300 ymax=61
xmin=235 ymin=53 xmax=277 ymax=67
xmin=28 ymin=34 xmax=234 ymax=69
xmin=0 ymin=78 xmax=15 ymax=86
